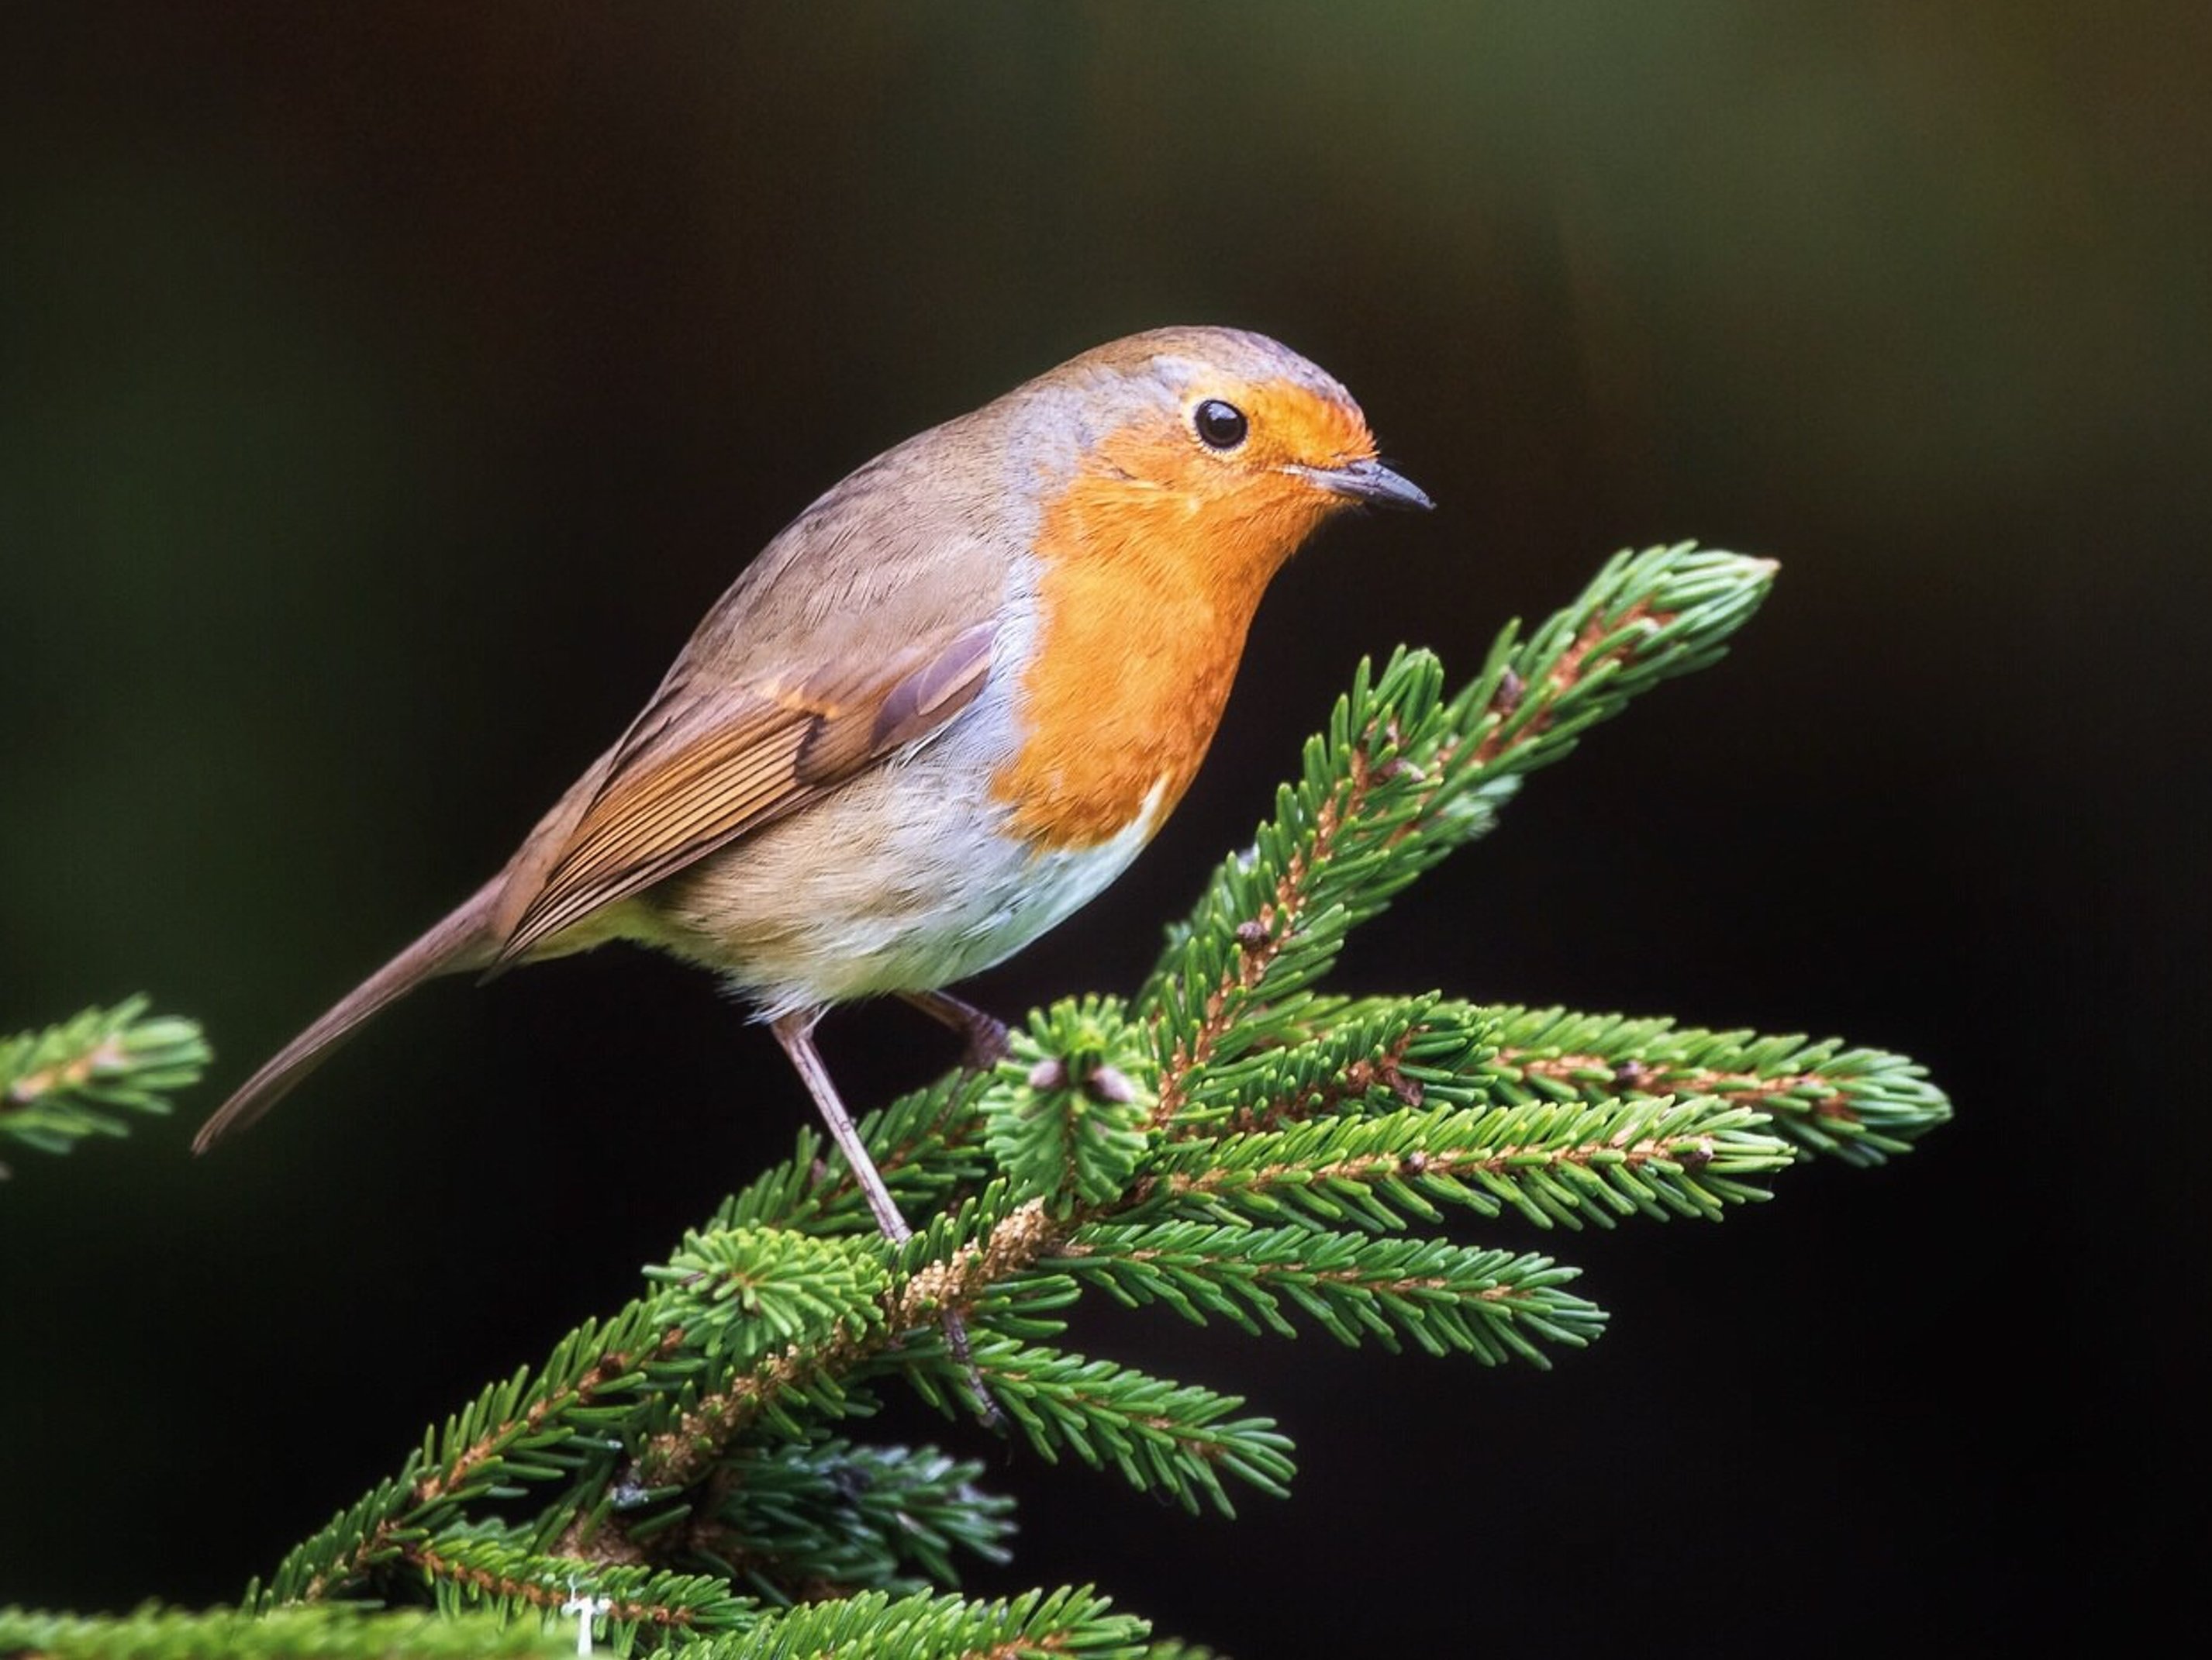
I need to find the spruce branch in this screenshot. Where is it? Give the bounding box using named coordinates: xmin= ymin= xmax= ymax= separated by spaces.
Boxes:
xmin=1475 ymin=1006 xmax=1951 ymax=1164
xmin=985 ymin=997 xmax=1157 ymax=1216
xmin=1051 ymin=1224 xmax=1604 ymax=1362
xmin=1165 ymin=993 xmax=1490 ymax=1134
xmin=685 ymin=1440 xmax=1015 ymax=1595
xmin=647 ymin=1228 xmax=889 ymax=1362
xmin=1134 ymin=1096 xmax=1792 ymax=1234
xmin=0 ymin=1604 xmax=568 ymax=1658
xmin=965 ymin=1336 xmax=1293 ymax=1515
xmin=264 ymin=1232 xmax=915 ymax=1611
xmin=1141 ymin=544 xmax=1779 ymax=1130
xmin=36 ymin=540 xmax=1943 ymax=1657
xmin=410 ymin=1536 xmax=755 ymax=1649
xmin=674 ymin=1585 xmax=1149 ymax=1660
xmin=260 ymin=1468 xmax=432 ymax=1607
xmin=0 ymin=997 xmax=209 ymax=1166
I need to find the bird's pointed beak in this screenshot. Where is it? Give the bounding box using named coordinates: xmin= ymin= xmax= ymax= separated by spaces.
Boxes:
xmin=1299 ymin=456 xmax=1434 ymax=512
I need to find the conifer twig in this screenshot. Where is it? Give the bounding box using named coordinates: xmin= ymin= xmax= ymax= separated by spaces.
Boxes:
xmin=83 ymin=540 xmax=1942 ymax=1659
xmin=1140 ymin=544 xmax=1781 ymax=1130
xmin=1475 ymin=1006 xmax=1950 ymax=1165
xmin=0 ymin=997 xmax=209 ymax=1169
xmin=0 ymin=1603 xmax=568 ymax=1658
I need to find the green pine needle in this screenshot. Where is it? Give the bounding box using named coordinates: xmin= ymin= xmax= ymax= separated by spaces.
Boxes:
xmin=967 ymin=1336 xmax=1294 ymax=1514
xmin=690 ymin=1439 xmax=1016 ymax=1595
xmin=22 ymin=542 xmax=1948 ymax=1655
xmin=1141 ymin=1095 xmax=1793 ymax=1233
xmin=1052 ymin=1224 xmax=1604 ymax=1362
xmin=0 ymin=1604 xmax=568 ymax=1658
xmin=984 ymin=997 xmax=1158 ymax=1214
xmin=1140 ymin=545 xmax=1780 ymax=1110
xmin=0 ymin=997 xmax=209 ymax=1162
xmin=1475 ymin=1005 xmax=1951 ymax=1164
xmin=676 ymin=1585 xmax=1150 ymax=1660
xmin=411 ymin=1535 xmax=757 ymax=1652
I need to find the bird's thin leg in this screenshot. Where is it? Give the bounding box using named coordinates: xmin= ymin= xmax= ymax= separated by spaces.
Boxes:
xmin=899 ymin=989 xmax=1012 ymax=1070
xmin=771 ymin=1007 xmax=911 ymax=1242
xmin=769 ymin=1007 xmax=999 ymax=1426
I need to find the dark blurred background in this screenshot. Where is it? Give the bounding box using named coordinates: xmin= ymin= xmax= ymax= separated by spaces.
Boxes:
xmin=2 ymin=2 xmax=2204 ymax=1651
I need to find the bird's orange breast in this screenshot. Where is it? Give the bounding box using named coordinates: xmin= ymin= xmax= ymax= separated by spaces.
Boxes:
xmin=992 ymin=426 xmax=1337 ymax=851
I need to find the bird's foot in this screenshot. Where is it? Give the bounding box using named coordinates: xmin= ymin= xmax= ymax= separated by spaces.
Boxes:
xmin=899 ymin=989 xmax=1012 ymax=1072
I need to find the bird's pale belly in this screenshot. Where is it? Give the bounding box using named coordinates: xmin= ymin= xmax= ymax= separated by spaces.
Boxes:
xmin=611 ymin=726 xmax=1168 ymax=1020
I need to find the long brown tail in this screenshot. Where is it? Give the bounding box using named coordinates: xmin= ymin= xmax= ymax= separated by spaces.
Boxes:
xmin=192 ymin=878 xmax=506 ymax=1152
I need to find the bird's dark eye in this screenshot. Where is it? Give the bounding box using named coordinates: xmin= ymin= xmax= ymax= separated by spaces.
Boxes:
xmin=1192 ymin=399 xmax=1249 ymax=451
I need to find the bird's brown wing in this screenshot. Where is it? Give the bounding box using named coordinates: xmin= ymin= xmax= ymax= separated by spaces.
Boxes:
xmin=495 ymin=621 xmax=996 ymax=962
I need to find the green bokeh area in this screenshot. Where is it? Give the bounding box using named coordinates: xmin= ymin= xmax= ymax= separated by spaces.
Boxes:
xmin=3 ymin=4 xmax=2203 ymax=1651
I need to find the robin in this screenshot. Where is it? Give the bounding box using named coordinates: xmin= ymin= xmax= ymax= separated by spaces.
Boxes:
xmin=193 ymin=325 xmax=1431 ymax=1245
